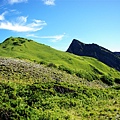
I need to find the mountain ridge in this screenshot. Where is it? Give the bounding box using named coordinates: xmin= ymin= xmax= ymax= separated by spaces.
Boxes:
xmin=0 ymin=37 xmax=120 ymax=119
xmin=67 ymin=39 xmax=120 ymax=71
xmin=0 ymin=37 xmax=120 ymax=83
xmin=114 ymin=52 xmax=120 ymax=58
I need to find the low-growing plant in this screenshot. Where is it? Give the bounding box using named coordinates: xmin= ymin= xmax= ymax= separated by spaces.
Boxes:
xmin=114 ymin=78 xmax=120 ymax=84
xmin=47 ymin=63 xmax=57 ymax=68
xmin=101 ymin=75 xmax=114 ymax=86
xmin=39 ymin=61 xmax=47 ymax=65
xmin=13 ymin=42 xmax=21 ymax=46
xmin=0 ymin=79 xmax=120 ymax=120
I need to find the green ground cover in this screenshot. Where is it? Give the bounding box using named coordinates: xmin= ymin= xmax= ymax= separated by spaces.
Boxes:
xmin=0 ymin=37 xmax=120 ymax=83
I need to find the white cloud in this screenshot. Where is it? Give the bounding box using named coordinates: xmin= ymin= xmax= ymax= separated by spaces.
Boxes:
xmin=26 ymin=34 xmax=38 ymax=38
xmin=30 ymin=19 xmax=46 ymax=28
xmin=26 ymin=33 xmax=65 ymax=42
xmin=16 ymin=16 xmax=28 ymax=25
xmin=42 ymin=0 xmax=55 ymax=6
xmin=0 ymin=12 xmax=47 ymax=32
xmin=41 ymin=35 xmax=65 ymax=42
xmin=10 ymin=9 xmax=21 ymax=15
xmin=0 ymin=11 xmax=7 ymax=21
xmin=8 ymin=0 xmax=28 ymax=4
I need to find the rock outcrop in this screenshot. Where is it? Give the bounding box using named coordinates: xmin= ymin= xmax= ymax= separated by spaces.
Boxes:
xmin=67 ymin=39 xmax=120 ymax=71
xmin=114 ymin=52 xmax=120 ymax=58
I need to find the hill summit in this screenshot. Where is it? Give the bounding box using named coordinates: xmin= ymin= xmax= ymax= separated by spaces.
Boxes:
xmin=67 ymin=39 xmax=120 ymax=71
xmin=1 ymin=37 xmax=120 ymax=83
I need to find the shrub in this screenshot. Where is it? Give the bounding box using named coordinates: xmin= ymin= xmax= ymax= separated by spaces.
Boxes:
xmin=101 ymin=75 xmax=114 ymax=86
xmin=13 ymin=42 xmax=21 ymax=46
xmin=47 ymin=63 xmax=57 ymax=68
xmin=112 ymin=86 xmax=120 ymax=90
xmin=28 ymin=40 xmax=33 ymax=42
xmin=2 ymin=46 xmax=6 ymax=48
xmin=114 ymin=78 xmax=120 ymax=84
xmin=39 ymin=61 xmax=46 ymax=65
xmin=19 ymin=40 xmax=25 ymax=44
xmin=76 ymin=72 xmax=82 ymax=78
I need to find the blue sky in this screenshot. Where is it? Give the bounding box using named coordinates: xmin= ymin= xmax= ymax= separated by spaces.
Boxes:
xmin=0 ymin=0 xmax=120 ymax=52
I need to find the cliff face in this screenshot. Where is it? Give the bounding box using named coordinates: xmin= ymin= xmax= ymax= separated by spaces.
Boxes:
xmin=67 ymin=39 xmax=120 ymax=71
xmin=114 ymin=52 xmax=120 ymax=58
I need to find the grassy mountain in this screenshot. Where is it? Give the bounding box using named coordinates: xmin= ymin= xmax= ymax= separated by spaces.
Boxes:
xmin=0 ymin=37 xmax=120 ymax=84
xmin=0 ymin=57 xmax=120 ymax=120
xmin=0 ymin=37 xmax=120 ymax=119
xmin=67 ymin=39 xmax=120 ymax=71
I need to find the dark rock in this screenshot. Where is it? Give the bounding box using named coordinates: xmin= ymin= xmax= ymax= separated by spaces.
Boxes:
xmin=67 ymin=39 xmax=120 ymax=71
xmin=114 ymin=52 xmax=120 ymax=58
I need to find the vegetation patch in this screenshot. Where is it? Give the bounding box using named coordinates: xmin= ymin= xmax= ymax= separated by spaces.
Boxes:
xmin=0 ymin=37 xmax=120 ymax=119
xmin=0 ymin=80 xmax=120 ymax=120
xmin=54 ymin=85 xmax=75 ymax=94
xmin=0 ymin=37 xmax=120 ymax=84
xmin=115 ymin=78 xmax=120 ymax=84
xmin=101 ymin=75 xmax=114 ymax=86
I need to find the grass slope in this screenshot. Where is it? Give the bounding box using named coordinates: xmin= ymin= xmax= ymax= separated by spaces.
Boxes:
xmin=0 ymin=37 xmax=120 ymax=84
xmin=1 ymin=79 xmax=120 ymax=120
xmin=0 ymin=57 xmax=120 ymax=120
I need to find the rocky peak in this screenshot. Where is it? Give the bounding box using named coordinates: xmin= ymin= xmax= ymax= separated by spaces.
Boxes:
xmin=114 ymin=52 xmax=120 ymax=58
xmin=67 ymin=39 xmax=120 ymax=71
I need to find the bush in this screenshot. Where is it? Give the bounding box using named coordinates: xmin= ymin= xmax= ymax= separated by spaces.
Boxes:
xmin=76 ymin=72 xmax=82 ymax=78
xmin=13 ymin=42 xmax=21 ymax=46
xmin=112 ymin=86 xmax=120 ymax=90
xmin=47 ymin=63 xmax=57 ymax=68
xmin=101 ymin=75 xmax=114 ymax=86
xmin=39 ymin=61 xmax=46 ymax=65
xmin=114 ymin=78 xmax=120 ymax=84
xmin=19 ymin=40 xmax=25 ymax=44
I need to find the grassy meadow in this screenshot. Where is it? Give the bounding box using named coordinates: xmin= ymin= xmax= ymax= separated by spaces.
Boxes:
xmin=0 ymin=37 xmax=120 ymax=120
xmin=0 ymin=37 xmax=120 ymax=83
xmin=0 ymin=58 xmax=120 ymax=120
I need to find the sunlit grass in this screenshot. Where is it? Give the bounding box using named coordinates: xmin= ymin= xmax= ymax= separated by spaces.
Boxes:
xmin=0 ymin=37 xmax=120 ymax=119
xmin=0 ymin=37 xmax=120 ymax=83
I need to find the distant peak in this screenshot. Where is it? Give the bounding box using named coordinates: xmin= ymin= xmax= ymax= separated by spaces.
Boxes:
xmin=67 ymin=38 xmax=120 ymax=71
xmin=72 ymin=39 xmax=85 ymax=44
xmin=72 ymin=39 xmax=79 ymax=41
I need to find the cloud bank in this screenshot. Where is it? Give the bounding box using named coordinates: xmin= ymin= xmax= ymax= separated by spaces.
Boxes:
xmin=0 ymin=12 xmax=47 ymax=32
xmin=40 ymin=35 xmax=65 ymax=42
xmin=27 ymin=33 xmax=65 ymax=42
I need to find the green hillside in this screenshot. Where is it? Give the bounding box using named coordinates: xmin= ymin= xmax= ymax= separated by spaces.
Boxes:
xmin=0 ymin=37 xmax=120 ymax=119
xmin=0 ymin=57 xmax=120 ymax=120
xmin=0 ymin=37 xmax=120 ymax=84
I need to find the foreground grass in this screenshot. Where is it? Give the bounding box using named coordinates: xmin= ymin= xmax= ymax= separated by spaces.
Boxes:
xmin=0 ymin=80 xmax=120 ymax=120
xmin=0 ymin=57 xmax=120 ymax=120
